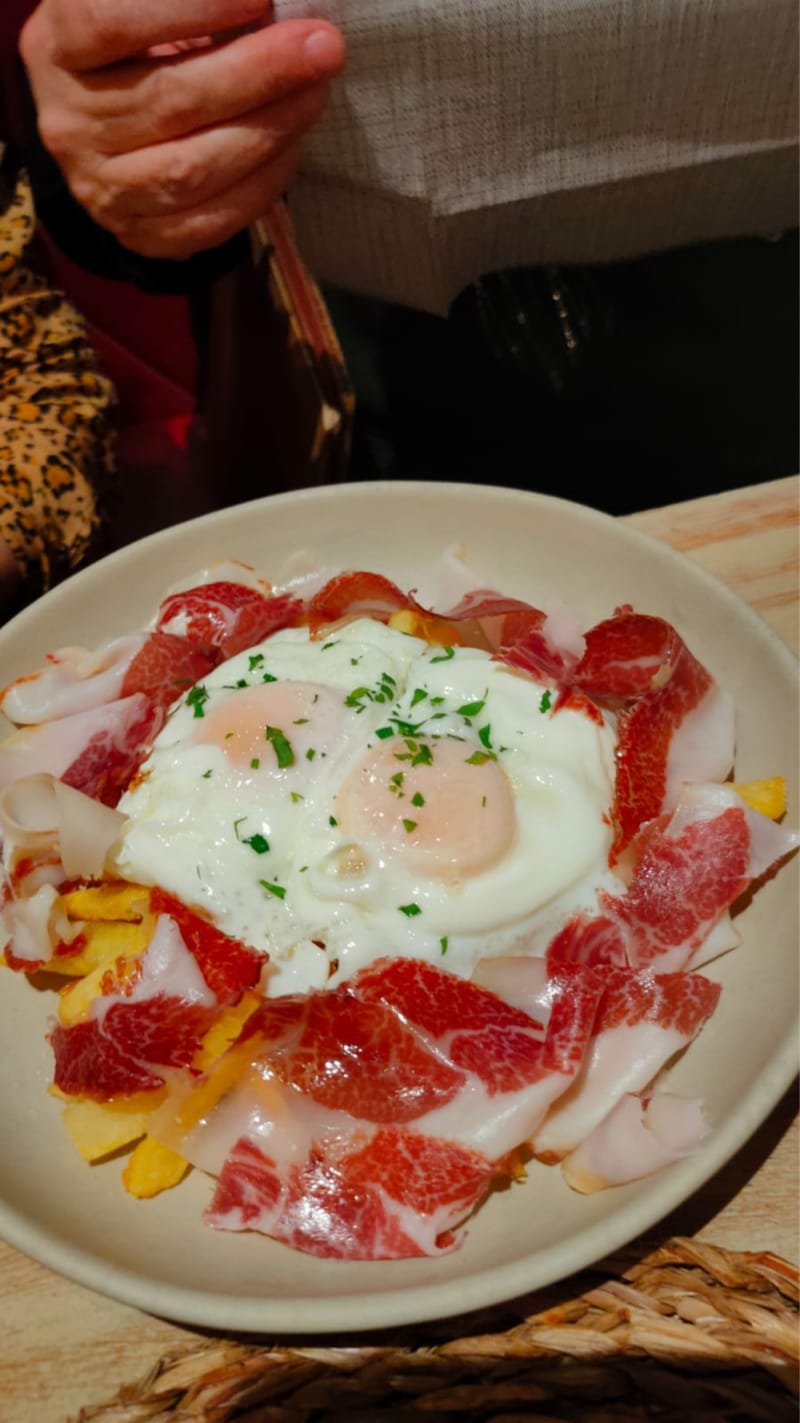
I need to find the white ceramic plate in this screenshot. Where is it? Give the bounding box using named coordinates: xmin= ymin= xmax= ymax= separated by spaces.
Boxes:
xmin=0 ymin=481 xmax=796 ymax=1333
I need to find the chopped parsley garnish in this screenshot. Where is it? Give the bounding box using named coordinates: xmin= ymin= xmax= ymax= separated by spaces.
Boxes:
xmin=262 ymin=672 xmax=278 ymax=684
xmin=260 ymin=880 xmax=286 ymax=900
xmin=234 ymin=819 xmax=269 ymax=852
xmin=321 ymin=640 xmax=338 ymax=651
xmin=236 ymin=678 xmax=248 ymax=688
xmin=375 ymin=726 xmax=394 ymax=740
xmin=456 ymin=692 xmax=487 ymax=718
xmin=345 ymin=686 xmax=373 ymax=710
xmin=465 ymin=749 xmax=494 ymax=766
xmin=429 ymin=695 xmax=445 ymax=706
xmin=306 ymin=747 xmax=316 ymax=761
xmin=348 ymin=672 xmax=403 ymax=713
xmin=389 ymin=772 xmax=405 ymax=794
xmin=293 ymin=717 xmax=309 ymax=725
xmin=539 ymin=690 xmax=552 ymax=713
xmin=402 ymin=819 xmax=417 ymax=833
xmin=202 ymin=769 xmax=213 ymax=779
xmin=430 ymin=645 xmax=455 ymax=663
xmin=329 ymin=815 xmax=338 ymax=827
xmin=390 ymin=717 xmax=426 ymax=737
xmin=398 ymin=902 xmax=422 ymax=917
xmin=411 ymin=791 xmax=425 ymax=807
xmin=186 ymin=684 xmax=209 ymax=718
xmin=250 ymin=757 xmax=260 ymax=769
xmin=478 ymin=724 xmax=494 ymax=750
xmin=350 ymin=657 xmax=361 ymax=666
xmin=290 ymin=791 xmax=304 ymax=803
xmin=410 ymin=687 xmax=427 ymax=709
xmin=440 ymin=936 xmax=449 ymax=955
xmin=411 ymin=744 xmax=433 ymax=768
xmin=248 ymin=653 xmax=264 ymax=671
xmin=265 ymin=725 xmax=295 ymax=768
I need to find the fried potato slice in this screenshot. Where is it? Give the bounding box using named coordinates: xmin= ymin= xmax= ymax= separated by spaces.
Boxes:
xmin=733 ymin=776 xmax=787 ymax=820
xmin=387 ymin=608 xmax=467 ymax=645
xmin=61 ymin=1090 xmax=166 ymax=1162
xmin=58 ymin=882 xmax=150 ymax=923
xmin=122 ymin=1135 xmax=190 ymax=1198
xmin=45 ymin=917 xmax=154 ymax=979
xmin=58 ymin=944 xmax=146 ymax=1026
xmin=193 ymin=991 xmax=261 ymax=1073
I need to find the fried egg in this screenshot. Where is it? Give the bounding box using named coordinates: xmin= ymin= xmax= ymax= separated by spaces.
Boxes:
xmin=116 ymin=620 xmax=618 ymax=992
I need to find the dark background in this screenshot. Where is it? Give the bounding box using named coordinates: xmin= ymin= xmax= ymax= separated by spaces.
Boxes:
xmin=325 ymin=227 xmax=799 ymax=516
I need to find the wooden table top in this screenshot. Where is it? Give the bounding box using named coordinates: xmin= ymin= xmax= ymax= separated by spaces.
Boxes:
xmin=0 ymin=475 xmax=797 ymax=1423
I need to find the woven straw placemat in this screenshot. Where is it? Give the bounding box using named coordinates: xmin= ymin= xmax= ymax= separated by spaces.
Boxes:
xmin=75 ymin=1237 xmax=798 ymax=1422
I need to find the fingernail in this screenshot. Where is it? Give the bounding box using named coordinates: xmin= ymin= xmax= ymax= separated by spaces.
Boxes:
xmin=304 ymin=28 xmax=345 ymax=73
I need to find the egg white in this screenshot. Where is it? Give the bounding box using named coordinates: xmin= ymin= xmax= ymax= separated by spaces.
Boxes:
xmin=116 ymin=619 xmax=618 ymax=992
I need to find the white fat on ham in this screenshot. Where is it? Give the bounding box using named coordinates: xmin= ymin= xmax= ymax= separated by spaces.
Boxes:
xmin=685 ymin=910 xmax=742 ymax=970
xmin=532 ymin=1020 xmax=695 ymax=1163
xmin=741 ymin=803 xmax=800 ymax=878
xmin=412 ymin=1068 xmax=571 ymax=1160
xmin=542 ymin=609 xmax=587 ymax=663
xmin=412 ymin=544 xmax=487 ymax=613
xmin=667 ymin=782 xmax=800 ymax=876
xmin=0 ymin=774 xmax=125 ymax=883
xmin=0 ymin=636 xmax=145 ymax=726
xmin=0 ymin=882 xmax=59 ymax=963
xmin=155 ymin=1069 xmax=348 ymax=1177
xmin=562 ymin=1093 xmax=709 ymax=1193
xmin=157 ymin=561 xmax=273 ymax=621
xmin=90 ymin=914 xmax=215 ymax=1023
xmin=471 ymin=956 xmax=549 ymax=1022
xmin=663 ymin=685 xmax=735 ymax=809
xmin=0 ymin=695 xmax=149 ymax=791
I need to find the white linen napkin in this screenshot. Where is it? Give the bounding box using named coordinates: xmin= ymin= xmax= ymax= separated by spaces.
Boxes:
xmin=276 ymin=0 xmax=798 ymax=313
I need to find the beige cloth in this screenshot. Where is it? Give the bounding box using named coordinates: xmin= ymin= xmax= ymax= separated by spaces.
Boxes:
xmin=278 ymin=0 xmax=799 ymax=313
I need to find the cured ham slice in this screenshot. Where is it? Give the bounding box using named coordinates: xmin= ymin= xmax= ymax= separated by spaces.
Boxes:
xmin=589 ymin=618 xmax=725 ymax=861
xmin=0 ymin=774 xmax=125 ymax=886
xmin=0 ymin=637 xmax=147 ymax=725
xmin=0 ymin=695 xmax=162 ymax=805
xmin=404 ymin=589 xmax=543 ymax=656
xmin=240 ymin=986 xmax=466 ymax=1122
xmin=545 ymin=913 xmax=628 ymax=970
xmin=532 ymin=969 xmax=720 ymax=1162
xmin=183 ymin=956 xmax=602 ymax=1257
xmin=604 ymin=798 xmax=750 ymax=972
xmin=500 ymin=608 xmax=735 ymax=860
xmin=1 ymin=883 xmax=59 ymax=970
xmin=149 ymin=889 xmax=263 ymax=1005
xmin=207 ymin=1124 xmax=496 ymax=1260
xmin=562 ymin=1093 xmax=710 ymax=1193
xmin=157 ymin=582 xmax=302 ymax=659
xmin=120 ymin=633 xmax=220 ymax=710
xmin=306 ymin=571 xmax=407 ymax=633
xmin=573 ymin=610 xmax=684 ymax=701
xmin=542 ymin=786 xmax=798 ymax=975
xmin=51 ymin=914 xmax=217 ymax=1098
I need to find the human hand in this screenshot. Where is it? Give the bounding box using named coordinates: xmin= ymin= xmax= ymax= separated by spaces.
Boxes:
xmin=20 ymin=0 xmax=346 ymax=258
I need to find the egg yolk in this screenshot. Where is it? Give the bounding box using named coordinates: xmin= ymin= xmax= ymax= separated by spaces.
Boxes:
xmin=192 ymin=683 xmax=323 ymax=768
xmin=335 ymin=737 xmax=516 ymax=880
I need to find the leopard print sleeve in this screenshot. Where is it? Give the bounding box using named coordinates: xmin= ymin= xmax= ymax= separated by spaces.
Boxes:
xmin=0 ymin=163 xmax=116 ymax=596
